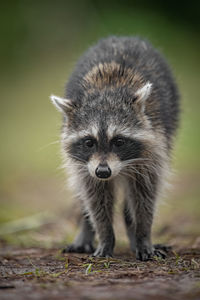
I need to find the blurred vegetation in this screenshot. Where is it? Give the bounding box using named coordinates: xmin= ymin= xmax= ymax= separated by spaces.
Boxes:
xmin=0 ymin=0 xmax=199 ymax=247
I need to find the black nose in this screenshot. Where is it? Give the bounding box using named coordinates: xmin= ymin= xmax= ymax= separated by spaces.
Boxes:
xmin=95 ymin=164 xmax=111 ymax=179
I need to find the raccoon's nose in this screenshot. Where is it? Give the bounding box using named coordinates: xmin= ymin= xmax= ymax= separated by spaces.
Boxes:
xmin=95 ymin=164 xmax=112 ymax=179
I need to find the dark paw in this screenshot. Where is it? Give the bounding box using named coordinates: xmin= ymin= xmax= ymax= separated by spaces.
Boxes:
xmin=92 ymin=245 xmax=113 ymax=258
xmin=153 ymin=249 xmax=167 ymax=259
xmin=136 ymin=246 xmax=153 ymax=261
xmin=136 ymin=244 xmax=171 ymax=261
xmin=153 ymin=244 xmax=172 ymax=259
xmin=153 ymin=243 xmax=172 ymax=253
xmin=62 ymin=243 xmax=94 ymax=254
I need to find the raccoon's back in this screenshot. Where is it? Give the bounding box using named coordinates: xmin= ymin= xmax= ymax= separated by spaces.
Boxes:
xmin=66 ymin=36 xmax=179 ymax=139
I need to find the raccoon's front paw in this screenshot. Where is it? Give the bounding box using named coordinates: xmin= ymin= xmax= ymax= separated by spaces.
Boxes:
xmin=62 ymin=243 xmax=94 ymax=254
xmin=136 ymin=244 xmax=169 ymax=261
xmin=136 ymin=245 xmax=153 ymax=261
xmin=92 ymin=244 xmax=113 ymax=258
xmin=153 ymin=243 xmax=172 ymax=253
xmin=152 ymin=244 xmax=172 ymax=259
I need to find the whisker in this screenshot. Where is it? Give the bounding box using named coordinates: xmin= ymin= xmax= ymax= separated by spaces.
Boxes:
xmin=120 ymin=170 xmax=148 ymax=191
xmin=66 ymin=155 xmax=87 ymax=163
xmin=37 ymin=140 xmax=60 ymax=152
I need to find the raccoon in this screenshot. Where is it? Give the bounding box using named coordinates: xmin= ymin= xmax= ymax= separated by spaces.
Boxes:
xmin=50 ymin=36 xmax=179 ymax=261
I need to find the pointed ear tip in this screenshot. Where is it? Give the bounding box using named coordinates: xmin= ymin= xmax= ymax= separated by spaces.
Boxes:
xmin=50 ymin=94 xmax=55 ymax=102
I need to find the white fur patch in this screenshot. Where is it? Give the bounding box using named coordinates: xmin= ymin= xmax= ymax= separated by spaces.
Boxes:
xmin=90 ymin=125 xmax=99 ymax=139
xmin=50 ymin=94 xmax=72 ymax=113
xmin=64 ymin=125 xmax=99 ymax=144
xmin=87 ymin=153 xmax=122 ymax=180
xmin=129 ymin=130 xmax=156 ymax=143
xmin=107 ymin=125 xmax=155 ymax=144
xmin=135 ymin=82 xmax=152 ymax=102
xmin=107 ymin=153 xmax=122 ymax=177
xmin=87 ymin=154 xmax=100 ymax=178
xmin=107 ymin=125 xmax=118 ymax=140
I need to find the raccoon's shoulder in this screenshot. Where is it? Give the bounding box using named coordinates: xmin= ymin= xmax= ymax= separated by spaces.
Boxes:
xmin=65 ymin=36 xmax=152 ymax=99
xmin=65 ymin=36 xmax=177 ymax=104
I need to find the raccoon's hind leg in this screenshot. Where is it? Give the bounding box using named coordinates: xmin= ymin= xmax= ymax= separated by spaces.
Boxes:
xmin=62 ymin=214 xmax=95 ymax=254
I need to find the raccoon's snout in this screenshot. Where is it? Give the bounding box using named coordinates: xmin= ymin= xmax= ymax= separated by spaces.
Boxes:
xmin=95 ymin=164 xmax=112 ymax=179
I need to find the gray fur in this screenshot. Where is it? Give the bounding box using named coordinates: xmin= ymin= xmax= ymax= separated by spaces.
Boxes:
xmin=51 ymin=36 xmax=179 ymax=260
xmin=63 ymin=215 xmax=95 ymax=254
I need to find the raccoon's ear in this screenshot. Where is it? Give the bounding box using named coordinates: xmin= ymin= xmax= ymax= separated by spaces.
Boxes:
xmin=134 ymin=82 xmax=152 ymax=112
xmin=50 ymin=94 xmax=74 ymax=114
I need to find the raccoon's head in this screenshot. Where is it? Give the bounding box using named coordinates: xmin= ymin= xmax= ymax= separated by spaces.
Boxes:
xmin=51 ymin=82 xmax=154 ymax=181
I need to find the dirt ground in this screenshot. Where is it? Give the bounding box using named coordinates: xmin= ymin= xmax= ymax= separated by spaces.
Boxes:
xmin=0 ymin=246 xmax=200 ymax=300
xmin=0 ymin=173 xmax=200 ymax=299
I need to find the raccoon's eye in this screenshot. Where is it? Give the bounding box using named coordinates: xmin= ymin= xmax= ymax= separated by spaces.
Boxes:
xmin=84 ymin=138 xmax=95 ymax=148
xmin=113 ymin=137 xmax=125 ymax=147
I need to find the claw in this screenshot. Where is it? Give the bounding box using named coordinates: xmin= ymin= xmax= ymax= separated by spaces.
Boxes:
xmin=136 ymin=243 xmax=171 ymax=261
xmin=154 ymin=249 xmax=167 ymax=259
xmin=92 ymin=246 xmax=113 ymax=258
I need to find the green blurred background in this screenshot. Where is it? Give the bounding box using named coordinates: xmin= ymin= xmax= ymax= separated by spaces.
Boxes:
xmin=0 ymin=0 xmax=199 ymax=248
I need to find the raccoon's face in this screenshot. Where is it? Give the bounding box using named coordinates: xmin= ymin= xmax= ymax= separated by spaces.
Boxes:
xmin=65 ymin=129 xmax=145 ymax=180
xmin=51 ymin=81 xmax=153 ymax=180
